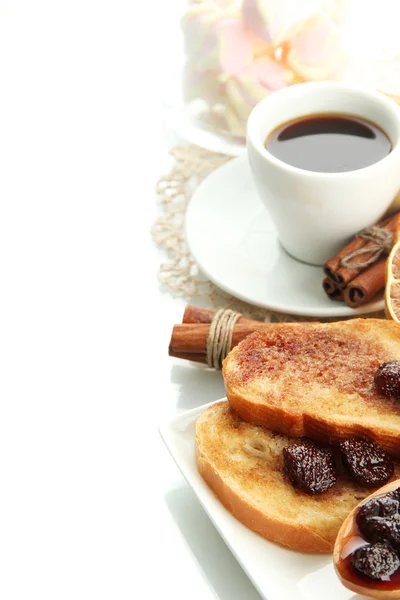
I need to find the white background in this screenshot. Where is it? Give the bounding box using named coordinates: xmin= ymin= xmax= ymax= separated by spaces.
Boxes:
xmin=4 ymin=1 xmax=400 ymax=599
xmin=0 ymin=1 xmax=263 ymax=598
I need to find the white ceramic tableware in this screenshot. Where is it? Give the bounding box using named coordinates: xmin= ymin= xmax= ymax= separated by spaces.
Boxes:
xmin=247 ymin=82 xmax=400 ymax=266
xmin=185 ymin=154 xmax=384 ymax=317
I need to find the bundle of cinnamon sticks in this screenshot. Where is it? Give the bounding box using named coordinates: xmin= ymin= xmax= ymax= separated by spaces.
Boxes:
xmin=169 ymin=305 xmax=269 ymax=365
xmin=323 ymin=211 xmax=400 ymax=308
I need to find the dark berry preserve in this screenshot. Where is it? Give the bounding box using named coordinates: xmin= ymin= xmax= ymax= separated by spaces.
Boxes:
xmin=337 ymin=487 xmax=400 ymax=592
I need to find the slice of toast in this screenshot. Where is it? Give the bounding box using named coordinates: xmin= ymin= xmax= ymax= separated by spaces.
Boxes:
xmin=196 ymin=401 xmax=400 ymax=553
xmin=222 ymin=319 xmax=400 ymax=457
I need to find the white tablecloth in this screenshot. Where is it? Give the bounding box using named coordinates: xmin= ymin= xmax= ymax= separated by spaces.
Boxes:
xmin=0 ymin=1 xmax=261 ymax=598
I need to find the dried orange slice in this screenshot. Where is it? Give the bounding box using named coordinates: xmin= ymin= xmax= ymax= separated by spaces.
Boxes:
xmin=385 ymin=240 xmax=400 ymax=321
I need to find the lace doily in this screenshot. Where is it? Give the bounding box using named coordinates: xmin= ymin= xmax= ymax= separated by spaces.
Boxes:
xmin=151 ymin=144 xmax=383 ymax=322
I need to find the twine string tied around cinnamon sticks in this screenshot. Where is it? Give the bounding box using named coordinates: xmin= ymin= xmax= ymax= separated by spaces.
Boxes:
xmin=206 ymin=308 xmax=242 ymax=369
xmin=340 ymin=225 xmax=393 ymax=270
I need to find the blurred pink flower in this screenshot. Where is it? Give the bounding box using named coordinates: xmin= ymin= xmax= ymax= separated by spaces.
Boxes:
xmin=287 ymin=14 xmax=348 ymax=81
xmin=182 ymin=4 xmax=254 ymax=74
xmin=223 ymin=56 xmax=292 ymax=134
xmin=181 ymin=0 xmax=349 ymax=135
xmin=241 ymin=0 xmax=322 ymax=45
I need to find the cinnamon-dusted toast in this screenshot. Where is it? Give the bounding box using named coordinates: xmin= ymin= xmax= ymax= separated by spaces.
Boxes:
xmin=222 ymin=319 xmax=400 ymax=457
xmin=196 ymin=401 xmax=400 ymax=553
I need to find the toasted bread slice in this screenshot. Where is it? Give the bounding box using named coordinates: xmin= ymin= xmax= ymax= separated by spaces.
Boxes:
xmin=196 ymin=401 xmax=400 ymax=553
xmin=222 ymin=319 xmax=400 ymax=457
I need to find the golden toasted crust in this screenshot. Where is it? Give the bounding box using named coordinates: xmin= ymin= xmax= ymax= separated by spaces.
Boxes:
xmin=195 ymin=401 xmax=400 ymax=553
xmin=222 ymin=319 xmax=400 ymax=456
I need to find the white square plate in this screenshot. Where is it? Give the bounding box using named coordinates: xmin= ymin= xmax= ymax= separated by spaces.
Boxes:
xmin=159 ymin=400 xmax=369 ymax=600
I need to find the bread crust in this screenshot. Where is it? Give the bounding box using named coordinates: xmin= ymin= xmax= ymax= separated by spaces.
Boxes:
xmin=196 ymin=448 xmax=332 ymax=553
xmin=223 ymin=319 xmax=400 ymax=456
xmin=227 ymin=388 xmax=400 ymax=457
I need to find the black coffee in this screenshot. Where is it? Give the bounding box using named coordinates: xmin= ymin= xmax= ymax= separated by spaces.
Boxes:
xmin=265 ymin=114 xmax=391 ymax=173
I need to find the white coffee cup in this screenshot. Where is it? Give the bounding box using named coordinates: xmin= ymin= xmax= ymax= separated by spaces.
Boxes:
xmin=246 ymin=82 xmax=400 ymax=266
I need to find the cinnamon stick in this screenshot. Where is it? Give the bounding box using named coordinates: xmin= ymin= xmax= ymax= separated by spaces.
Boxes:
xmin=182 ymin=304 xmax=256 ymax=325
xmin=343 ymin=258 xmax=386 ymax=308
xmin=322 ymin=277 xmax=344 ymax=301
xmin=169 ymin=322 xmax=269 ymax=363
xmin=182 ymin=305 xmax=216 ymax=324
xmin=323 ymin=213 xmax=399 ymax=289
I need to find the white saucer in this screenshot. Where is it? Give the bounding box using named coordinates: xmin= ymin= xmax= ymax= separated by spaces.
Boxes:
xmin=185 ymin=154 xmax=385 ymax=318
